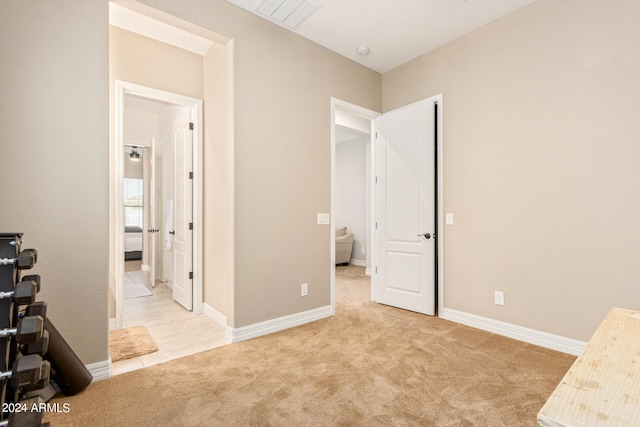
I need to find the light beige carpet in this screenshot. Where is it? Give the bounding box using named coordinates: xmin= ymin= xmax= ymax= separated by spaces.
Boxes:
xmin=109 ymin=325 xmax=159 ymax=363
xmin=48 ymin=266 xmax=575 ymax=426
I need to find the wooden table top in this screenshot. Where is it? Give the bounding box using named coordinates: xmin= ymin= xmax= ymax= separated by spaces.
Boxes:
xmin=538 ymin=307 xmax=640 ymax=426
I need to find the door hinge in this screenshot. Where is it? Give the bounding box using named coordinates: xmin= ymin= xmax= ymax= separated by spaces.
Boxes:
xmin=189 ymin=122 xmax=194 ymax=130
xmin=189 ymin=272 xmax=193 ymax=280
xmin=189 ymin=222 xmax=193 ymax=230
xmin=375 ymin=176 xmax=378 ymax=184
xmin=375 ymin=222 xmax=378 ymax=230
xmin=375 ymin=266 xmax=378 ymax=274
xmin=189 ymin=171 xmax=193 ymax=179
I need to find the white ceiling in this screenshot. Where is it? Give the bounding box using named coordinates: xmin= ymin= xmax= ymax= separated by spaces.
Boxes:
xmin=336 ymin=125 xmax=368 ymax=144
xmin=228 ymin=0 xmax=538 ymax=74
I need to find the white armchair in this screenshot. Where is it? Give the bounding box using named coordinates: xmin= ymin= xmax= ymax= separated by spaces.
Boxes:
xmin=335 ymin=226 xmax=354 ymax=265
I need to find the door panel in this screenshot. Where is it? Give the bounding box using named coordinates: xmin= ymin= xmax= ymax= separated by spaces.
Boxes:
xmin=386 ymin=251 xmax=422 ymax=294
xmin=386 ymin=121 xmax=422 ymax=242
xmin=374 ymin=98 xmax=436 ymax=315
xmin=172 ymin=111 xmax=193 ymax=310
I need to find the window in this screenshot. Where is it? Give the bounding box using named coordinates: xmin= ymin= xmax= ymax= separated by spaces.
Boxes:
xmin=124 ymin=178 xmax=143 ymax=228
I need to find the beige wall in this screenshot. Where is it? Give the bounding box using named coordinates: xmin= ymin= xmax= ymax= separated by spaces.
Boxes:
xmin=383 ymin=0 xmax=640 ymax=341
xmin=14 ymin=0 xmax=625 ymax=365
xmin=2 ymin=0 xmax=380 ymax=366
xmin=203 ymin=41 xmax=234 ymax=320
xmin=109 ymin=26 xmax=204 ymax=99
xmin=0 ymin=0 xmax=109 ymax=364
xmin=230 ymin=27 xmax=380 ymax=327
xmin=140 ymin=0 xmax=382 ymax=328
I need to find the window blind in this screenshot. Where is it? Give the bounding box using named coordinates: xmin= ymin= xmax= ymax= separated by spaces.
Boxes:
xmin=124 ymin=178 xmax=143 ymax=228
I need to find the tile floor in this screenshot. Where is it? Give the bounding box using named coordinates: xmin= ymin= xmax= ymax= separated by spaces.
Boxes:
xmin=111 ymin=262 xmax=229 ymax=376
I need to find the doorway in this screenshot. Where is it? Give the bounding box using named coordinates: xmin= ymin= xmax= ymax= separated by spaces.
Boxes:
xmin=114 ymin=80 xmax=204 ymax=330
xmin=123 ymin=143 xmax=154 ymax=295
xmin=334 ymin=112 xmax=372 ymax=272
xmin=331 ymin=99 xmax=380 ymax=310
xmin=330 ymin=96 xmax=445 ymax=315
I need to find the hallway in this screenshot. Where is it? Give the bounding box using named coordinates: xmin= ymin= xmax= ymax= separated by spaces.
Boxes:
xmin=111 ymin=262 xmax=228 ymax=375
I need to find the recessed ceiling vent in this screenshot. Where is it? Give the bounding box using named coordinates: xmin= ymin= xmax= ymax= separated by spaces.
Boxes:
xmin=257 ymin=0 xmax=320 ymax=29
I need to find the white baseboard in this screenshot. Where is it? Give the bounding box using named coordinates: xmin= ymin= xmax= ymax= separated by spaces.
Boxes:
xmin=141 ymin=264 xmax=150 ymax=272
xmin=202 ymin=303 xmax=233 ymax=342
xmin=439 ymin=307 xmax=586 ymax=356
xmin=87 ymin=359 xmax=112 ymax=381
xmin=109 ymin=317 xmax=116 ymax=330
xmin=203 ymin=303 xmax=333 ymax=344
xmin=158 ymin=276 xmax=172 ymax=289
xmin=230 ymin=305 xmax=333 ymax=343
xmin=350 ymin=258 xmax=367 ymax=267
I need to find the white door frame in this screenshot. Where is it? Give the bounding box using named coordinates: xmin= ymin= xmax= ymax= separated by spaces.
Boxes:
xmin=330 ymin=96 xmax=445 ymax=314
xmin=114 ymin=80 xmax=204 ymax=330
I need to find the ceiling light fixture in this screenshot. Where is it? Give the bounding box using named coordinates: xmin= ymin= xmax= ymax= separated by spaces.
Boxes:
xmin=130 ymin=147 xmax=141 ymax=161
xmin=356 ymin=46 xmax=370 ymax=56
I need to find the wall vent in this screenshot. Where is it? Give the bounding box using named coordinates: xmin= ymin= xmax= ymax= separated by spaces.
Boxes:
xmin=257 ymin=0 xmax=320 ymax=29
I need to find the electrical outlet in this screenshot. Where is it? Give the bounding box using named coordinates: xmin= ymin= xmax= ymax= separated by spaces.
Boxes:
xmin=494 ymin=291 xmax=504 ymax=305
xmin=301 ymin=283 xmax=308 ymax=297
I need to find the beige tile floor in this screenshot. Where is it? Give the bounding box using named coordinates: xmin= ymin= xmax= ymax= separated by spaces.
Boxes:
xmin=111 ymin=262 xmax=229 ymax=376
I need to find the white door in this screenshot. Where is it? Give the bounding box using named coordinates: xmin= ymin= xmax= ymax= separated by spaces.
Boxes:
xmin=374 ymin=97 xmax=437 ymax=315
xmin=172 ymin=112 xmax=193 ymax=310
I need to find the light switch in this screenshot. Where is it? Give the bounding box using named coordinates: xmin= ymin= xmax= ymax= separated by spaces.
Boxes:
xmin=446 ymin=213 xmax=454 ymax=225
xmin=317 ymin=213 xmax=330 ymax=225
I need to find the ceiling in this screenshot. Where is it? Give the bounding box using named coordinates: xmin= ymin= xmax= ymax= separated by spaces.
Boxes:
xmin=335 ymin=125 xmax=368 ymax=144
xmin=227 ymin=0 xmax=537 ymax=74
xmin=114 ymin=1 xmax=540 ymax=137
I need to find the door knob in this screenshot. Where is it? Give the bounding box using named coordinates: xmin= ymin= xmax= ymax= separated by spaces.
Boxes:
xmin=417 ymin=233 xmax=432 ymax=239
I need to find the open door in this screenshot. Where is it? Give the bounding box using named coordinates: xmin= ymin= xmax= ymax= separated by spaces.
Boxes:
xmin=172 ymin=111 xmax=193 ymax=310
xmin=374 ymin=96 xmax=439 ymax=315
